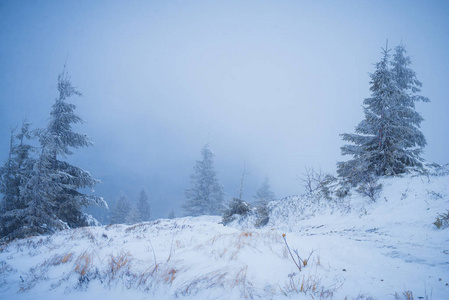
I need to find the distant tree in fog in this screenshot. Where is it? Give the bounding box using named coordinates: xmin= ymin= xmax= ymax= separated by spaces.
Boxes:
xmin=168 ymin=209 xmax=176 ymax=219
xmin=183 ymin=144 xmax=224 ymax=216
xmin=254 ymin=177 xmax=276 ymax=205
xmin=110 ymin=194 xmax=131 ymax=224
xmin=137 ymin=188 xmax=151 ymax=222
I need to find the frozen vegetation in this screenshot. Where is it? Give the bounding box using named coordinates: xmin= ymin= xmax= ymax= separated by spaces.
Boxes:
xmin=1 ymin=167 xmax=448 ymax=300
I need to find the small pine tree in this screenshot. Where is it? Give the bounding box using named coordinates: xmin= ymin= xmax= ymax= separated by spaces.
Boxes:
xmin=110 ymin=195 xmax=131 ymax=224
xmin=137 ymin=188 xmax=151 ymax=222
xmin=253 ymin=178 xmax=275 ymax=228
xmin=183 ymin=144 xmax=224 ymax=216
xmin=168 ymin=209 xmax=176 ymax=219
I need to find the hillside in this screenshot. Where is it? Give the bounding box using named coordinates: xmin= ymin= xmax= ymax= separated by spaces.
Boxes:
xmin=1 ymin=170 xmax=448 ymax=299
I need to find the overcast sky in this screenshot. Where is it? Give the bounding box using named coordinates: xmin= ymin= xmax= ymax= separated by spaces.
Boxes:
xmin=1 ymin=0 xmax=448 ymax=219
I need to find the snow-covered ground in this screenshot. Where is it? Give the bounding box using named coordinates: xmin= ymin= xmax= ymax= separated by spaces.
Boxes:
xmin=1 ymin=171 xmax=448 ymax=299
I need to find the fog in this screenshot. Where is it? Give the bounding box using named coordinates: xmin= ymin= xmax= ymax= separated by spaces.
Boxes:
xmin=1 ymin=0 xmax=448 ymax=219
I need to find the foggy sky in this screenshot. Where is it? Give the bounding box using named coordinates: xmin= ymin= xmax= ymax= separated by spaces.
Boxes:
xmin=1 ymin=0 xmax=448 ymax=219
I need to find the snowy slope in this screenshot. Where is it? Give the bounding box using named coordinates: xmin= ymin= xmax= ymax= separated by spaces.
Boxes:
xmin=0 ymin=171 xmax=448 ymax=299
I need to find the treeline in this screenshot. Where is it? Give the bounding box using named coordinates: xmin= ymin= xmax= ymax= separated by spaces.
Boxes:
xmin=0 ymin=42 xmax=430 ymax=239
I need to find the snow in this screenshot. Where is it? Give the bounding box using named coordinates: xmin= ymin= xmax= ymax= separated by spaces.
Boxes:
xmin=1 ymin=172 xmax=448 ymax=299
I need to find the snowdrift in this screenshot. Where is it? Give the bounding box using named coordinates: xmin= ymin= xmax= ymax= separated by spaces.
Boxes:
xmin=1 ymin=171 xmax=448 ymax=299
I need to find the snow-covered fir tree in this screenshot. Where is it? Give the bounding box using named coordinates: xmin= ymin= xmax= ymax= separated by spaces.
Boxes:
xmin=137 ymin=188 xmax=151 ymax=222
xmin=33 ymin=70 xmax=106 ymax=228
xmin=254 ymin=178 xmax=276 ymax=205
xmin=337 ymin=43 xmax=428 ymax=184
xmin=1 ymin=123 xmax=71 ymax=240
xmin=0 ymin=128 xmax=21 ymax=213
xmin=41 ymin=68 xmax=106 ymax=228
xmin=110 ymin=194 xmax=131 ymax=224
xmin=0 ymin=122 xmax=36 ymax=239
xmin=389 ymin=43 xmax=429 ymax=167
xmin=0 ymin=69 xmax=106 ymax=240
xmin=183 ymin=144 xmax=224 ymax=216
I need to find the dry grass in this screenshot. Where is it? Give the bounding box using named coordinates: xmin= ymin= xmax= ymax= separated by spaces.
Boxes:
xmin=176 ymin=270 xmax=228 ymax=297
xmin=108 ymin=251 xmax=133 ymax=279
xmin=74 ymin=251 xmax=93 ymax=277
xmin=45 ymin=252 xmax=74 ymax=266
xmin=17 ymin=251 xmax=75 ymax=292
xmin=345 ymin=294 xmax=377 ymax=300
xmin=125 ymin=223 xmax=149 ymax=233
xmin=136 ymin=264 xmax=159 ymax=288
xmin=0 ymin=243 xmax=8 ymax=253
xmin=163 ymin=267 xmax=177 ymax=284
xmin=394 ymin=290 xmax=414 ymax=300
xmin=281 ymin=274 xmax=337 ymax=299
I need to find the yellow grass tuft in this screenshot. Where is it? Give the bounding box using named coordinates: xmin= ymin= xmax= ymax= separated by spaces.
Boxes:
xmin=74 ymin=251 xmax=93 ymax=277
xmin=108 ymin=251 xmax=133 ymax=279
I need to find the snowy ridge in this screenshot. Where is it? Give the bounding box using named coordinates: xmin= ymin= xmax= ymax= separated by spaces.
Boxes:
xmin=1 ymin=172 xmax=448 ymax=299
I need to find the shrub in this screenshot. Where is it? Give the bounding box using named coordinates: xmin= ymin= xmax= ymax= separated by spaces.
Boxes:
xmin=434 ymin=210 xmax=449 ymax=229
xmin=356 ymin=176 xmax=382 ymax=202
xmin=221 ymin=198 xmax=251 ymax=226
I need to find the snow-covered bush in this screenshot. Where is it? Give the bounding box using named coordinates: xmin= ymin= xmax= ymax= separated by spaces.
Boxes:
xmin=221 ymin=198 xmax=251 ymax=226
xmin=356 ymin=176 xmax=383 ymax=202
xmin=434 ymin=210 xmax=449 ymax=229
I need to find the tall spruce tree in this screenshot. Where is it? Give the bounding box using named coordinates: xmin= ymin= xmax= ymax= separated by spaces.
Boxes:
xmin=41 ymin=68 xmax=106 ymax=228
xmin=183 ymin=144 xmax=224 ymax=216
xmin=338 ymin=43 xmax=428 ymax=184
xmin=389 ymin=44 xmax=429 ymax=167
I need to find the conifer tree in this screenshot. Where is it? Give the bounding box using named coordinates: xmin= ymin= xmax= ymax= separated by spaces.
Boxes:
xmin=110 ymin=195 xmax=131 ymax=224
xmin=126 ymin=206 xmax=140 ymax=225
xmin=337 ymin=43 xmax=428 ymax=184
xmin=168 ymin=209 xmax=176 ymax=219
xmin=0 ymin=122 xmax=37 ymax=238
xmin=0 ymin=123 xmax=34 ymax=212
xmin=0 ymin=69 xmax=105 ymax=240
xmin=183 ymin=144 xmax=224 ymax=216
xmin=137 ymin=188 xmax=151 ymax=222
xmin=254 ymin=178 xmax=276 ymax=205
xmin=0 ymin=128 xmax=20 ymax=213
xmin=41 ymin=68 xmax=106 ymax=228
xmin=389 ymin=44 xmax=429 ymax=168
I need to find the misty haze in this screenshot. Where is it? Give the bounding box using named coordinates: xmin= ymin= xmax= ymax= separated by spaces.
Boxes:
xmin=1 ymin=1 xmax=448 ymax=299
